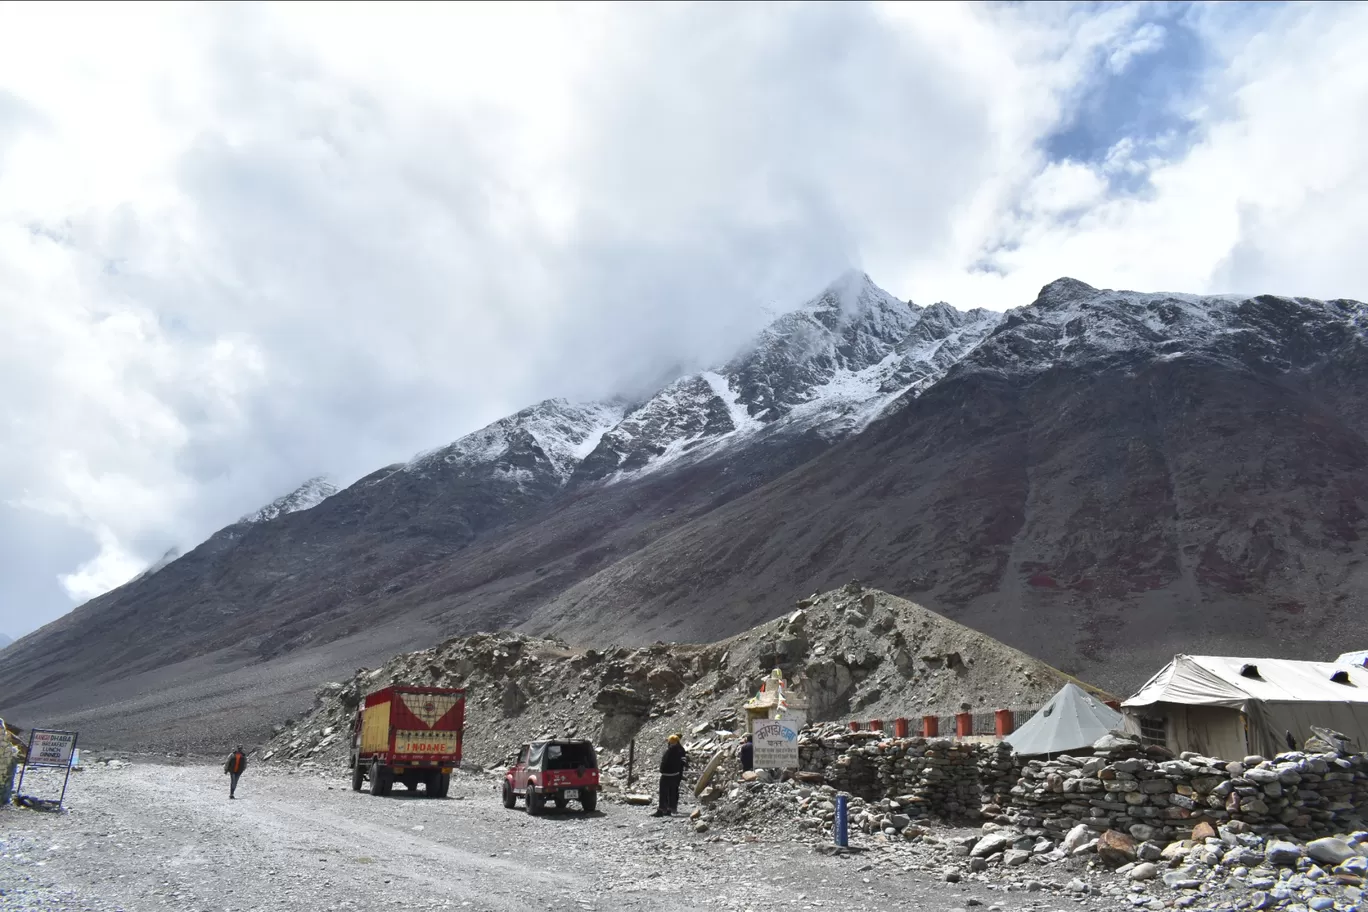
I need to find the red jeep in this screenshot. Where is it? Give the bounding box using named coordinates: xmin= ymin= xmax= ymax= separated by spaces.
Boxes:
xmin=502 ymin=739 xmax=600 ymax=814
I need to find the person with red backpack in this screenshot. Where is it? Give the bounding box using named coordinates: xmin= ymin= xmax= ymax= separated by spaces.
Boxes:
xmin=224 ymin=746 xmax=248 ymax=799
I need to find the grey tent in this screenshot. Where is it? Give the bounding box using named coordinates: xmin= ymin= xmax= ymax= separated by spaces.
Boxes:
xmin=1004 ymin=682 xmax=1123 ymax=756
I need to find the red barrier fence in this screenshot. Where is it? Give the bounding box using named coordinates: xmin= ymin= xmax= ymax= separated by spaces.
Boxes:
xmin=836 ymin=705 xmax=1046 ymax=742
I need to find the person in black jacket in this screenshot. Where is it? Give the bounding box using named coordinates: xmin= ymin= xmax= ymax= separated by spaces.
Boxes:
xmin=653 ymin=734 xmax=688 ymax=816
xmin=739 ymin=734 xmax=754 ymax=773
xmin=224 ymin=746 xmax=248 ymax=799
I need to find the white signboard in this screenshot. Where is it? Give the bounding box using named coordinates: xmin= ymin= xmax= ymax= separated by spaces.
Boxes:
xmin=752 ymin=718 xmax=800 ymax=770
xmin=29 ymin=730 xmax=77 ymax=767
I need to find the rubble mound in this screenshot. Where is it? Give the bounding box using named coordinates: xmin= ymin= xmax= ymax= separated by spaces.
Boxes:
xmin=262 ymin=582 xmax=1108 ymax=773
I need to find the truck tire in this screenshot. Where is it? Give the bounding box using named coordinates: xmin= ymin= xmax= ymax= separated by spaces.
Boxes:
xmin=369 ymin=762 xmax=389 ymax=797
xmin=431 ymin=772 xmax=450 ymax=799
xmin=502 ymin=781 xmax=516 ymax=809
xmin=581 ymin=790 xmax=598 ymax=813
xmin=526 ymin=788 xmax=545 ymax=816
xmin=351 ymin=761 xmax=364 ymax=792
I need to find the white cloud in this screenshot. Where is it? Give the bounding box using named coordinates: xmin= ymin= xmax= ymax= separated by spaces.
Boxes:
xmin=0 ymin=1 xmax=1366 ymax=637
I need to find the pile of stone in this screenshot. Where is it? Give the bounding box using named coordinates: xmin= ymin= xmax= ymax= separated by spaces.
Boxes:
xmin=1003 ymin=732 xmax=1368 ymax=846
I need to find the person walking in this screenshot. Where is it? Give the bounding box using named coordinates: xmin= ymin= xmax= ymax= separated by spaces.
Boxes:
xmin=738 ymin=734 xmax=754 ymax=773
xmin=653 ymin=734 xmax=688 ymax=817
xmin=224 ymin=746 xmax=248 ymax=799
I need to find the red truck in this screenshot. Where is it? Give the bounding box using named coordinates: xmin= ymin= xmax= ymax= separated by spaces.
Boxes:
xmin=349 ymin=685 xmax=465 ymax=797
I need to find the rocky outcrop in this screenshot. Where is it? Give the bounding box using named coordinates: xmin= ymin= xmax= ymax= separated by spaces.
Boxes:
xmin=260 ymin=585 xmax=1099 ymax=769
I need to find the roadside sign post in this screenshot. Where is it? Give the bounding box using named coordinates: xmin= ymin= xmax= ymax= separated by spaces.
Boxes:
xmin=835 ymin=794 xmax=849 ymax=847
xmin=752 ymin=717 xmax=799 ymax=772
xmin=15 ymin=729 xmax=79 ymax=811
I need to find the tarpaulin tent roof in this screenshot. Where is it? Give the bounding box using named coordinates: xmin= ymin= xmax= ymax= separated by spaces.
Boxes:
xmin=1122 ymin=654 xmax=1368 ymax=758
xmin=1124 ymin=655 xmax=1368 ymax=710
xmin=1003 ymin=682 xmax=1123 ymax=756
xmin=1337 ymin=651 xmax=1368 ymax=669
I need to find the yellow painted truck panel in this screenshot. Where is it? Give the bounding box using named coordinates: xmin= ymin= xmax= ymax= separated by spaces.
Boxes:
xmin=359 ymin=700 xmax=391 ymax=755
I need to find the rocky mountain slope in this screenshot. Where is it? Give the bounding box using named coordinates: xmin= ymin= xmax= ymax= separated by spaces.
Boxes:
xmin=2 ymin=274 xmax=1366 ymax=750
xmin=263 ymin=584 xmax=1111 ymax=771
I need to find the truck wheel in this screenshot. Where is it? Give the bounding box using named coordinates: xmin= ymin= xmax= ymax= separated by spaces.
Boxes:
xmin=431 ymin=772 xmax=450 ymax=799
xmin=351 ymin=762 xmax=364 ymax=792
xmin=369 ymin=763 xmax=389 ymax=797
xmin=502 ymin=781 xmax=516 ymax=809
xmin=526 ymin=789 xmax=544 ymax=816
xmin=581 ymin=790 xmax=597 ymax=813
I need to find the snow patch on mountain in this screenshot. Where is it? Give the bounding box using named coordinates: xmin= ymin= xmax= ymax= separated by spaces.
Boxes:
xmin=407 ymin=399 xmax=626 ymax=483
xmin=701 ymin=371 xmax=761 ymax=436
xmin=239 ymin=476 xmax=339 ymax=525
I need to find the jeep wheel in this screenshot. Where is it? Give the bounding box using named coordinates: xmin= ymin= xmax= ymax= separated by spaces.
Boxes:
xmin=526 ymin=789 xmax=544 ymax=816
xmin=350 ymin=761 xmax=364 ymax=792
xmin=502 ymin=781 xmax=516 ymax=809
xmin=554 ymin=795 xmax=567 ymax=811
xmin=581 ymin=790 xmax=597 ymax=813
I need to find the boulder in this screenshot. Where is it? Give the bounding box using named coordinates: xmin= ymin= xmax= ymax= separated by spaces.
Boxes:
xmin=1128 ymin=862 xmax=1159 ymax=881
xmin=1307 ymin=838 xmax=1358 ymax=867
xmin=1191 ymin=820 xmax=1217 ymax=842
xmin=1097 ymin=830 xmax=1138 ymax=867
xmin=1061 ymin=823 xmax=1094 ymax=853
xmin=1266 ymin=841 xmax=1304 ymax=866
xmin=970 ymin=833 xmax=1010 ymax=858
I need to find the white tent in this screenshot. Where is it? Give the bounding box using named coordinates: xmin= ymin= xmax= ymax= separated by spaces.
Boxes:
xmin=1337 ymin=651 xmax=1368 ymax=669
xmin=1003 ymin=682 xmax=1123 ymax=757
xmin=1122 ymin=654 xmax=1368 ymax=760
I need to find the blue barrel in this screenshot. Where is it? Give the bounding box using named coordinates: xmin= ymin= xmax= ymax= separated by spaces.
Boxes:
xmin=834 ymin=794 xmax=848 ymax=847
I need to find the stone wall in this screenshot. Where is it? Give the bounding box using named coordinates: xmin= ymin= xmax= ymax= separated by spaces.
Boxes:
xmin=796 ymin=727 xmax=1368 ymax=842
xmin=798 ymin=728 xmax=1019 ymax=822
xmin=1003 ymin=734 xmax=1368 ymax=843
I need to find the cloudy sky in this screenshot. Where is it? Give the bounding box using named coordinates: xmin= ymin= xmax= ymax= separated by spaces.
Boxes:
xmin=2 ymin=0 xmax=1366 ymax=640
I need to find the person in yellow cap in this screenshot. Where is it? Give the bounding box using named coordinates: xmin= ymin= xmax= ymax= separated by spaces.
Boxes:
xmin=652 ymin=733 xmax=688 ymax=817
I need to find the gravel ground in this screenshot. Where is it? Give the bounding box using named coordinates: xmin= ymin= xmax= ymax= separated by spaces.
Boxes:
xmin=0 ymin=760 xmax=1025 ymax=912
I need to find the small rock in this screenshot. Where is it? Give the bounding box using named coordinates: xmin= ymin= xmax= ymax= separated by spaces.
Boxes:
xmin=1129 ymin=863 xmax=1158 ymax=881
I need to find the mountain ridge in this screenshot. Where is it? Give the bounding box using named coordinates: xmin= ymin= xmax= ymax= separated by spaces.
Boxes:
xmin=2 ymin=273 xmax=1366 ymax=751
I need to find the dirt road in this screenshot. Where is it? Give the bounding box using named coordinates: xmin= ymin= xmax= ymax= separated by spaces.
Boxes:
xmin=0 ymin=760 xmax=1014 ymax=912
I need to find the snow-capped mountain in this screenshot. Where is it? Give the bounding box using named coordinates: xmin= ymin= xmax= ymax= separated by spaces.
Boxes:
xmin=574 ymin=271 xmax=1002 ymax=483
xmin=239 ymin=476 xmax=339 ymax=525
xmin=368 ymin=271 xmax=1000 ymax=492
xmin=961 ymin=277 xmax=1368 ymax=379
xmin=403 ymin=400 xmax=624 ymax=486
xmin=8 ymin=272 xmax=1368 ymax=754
